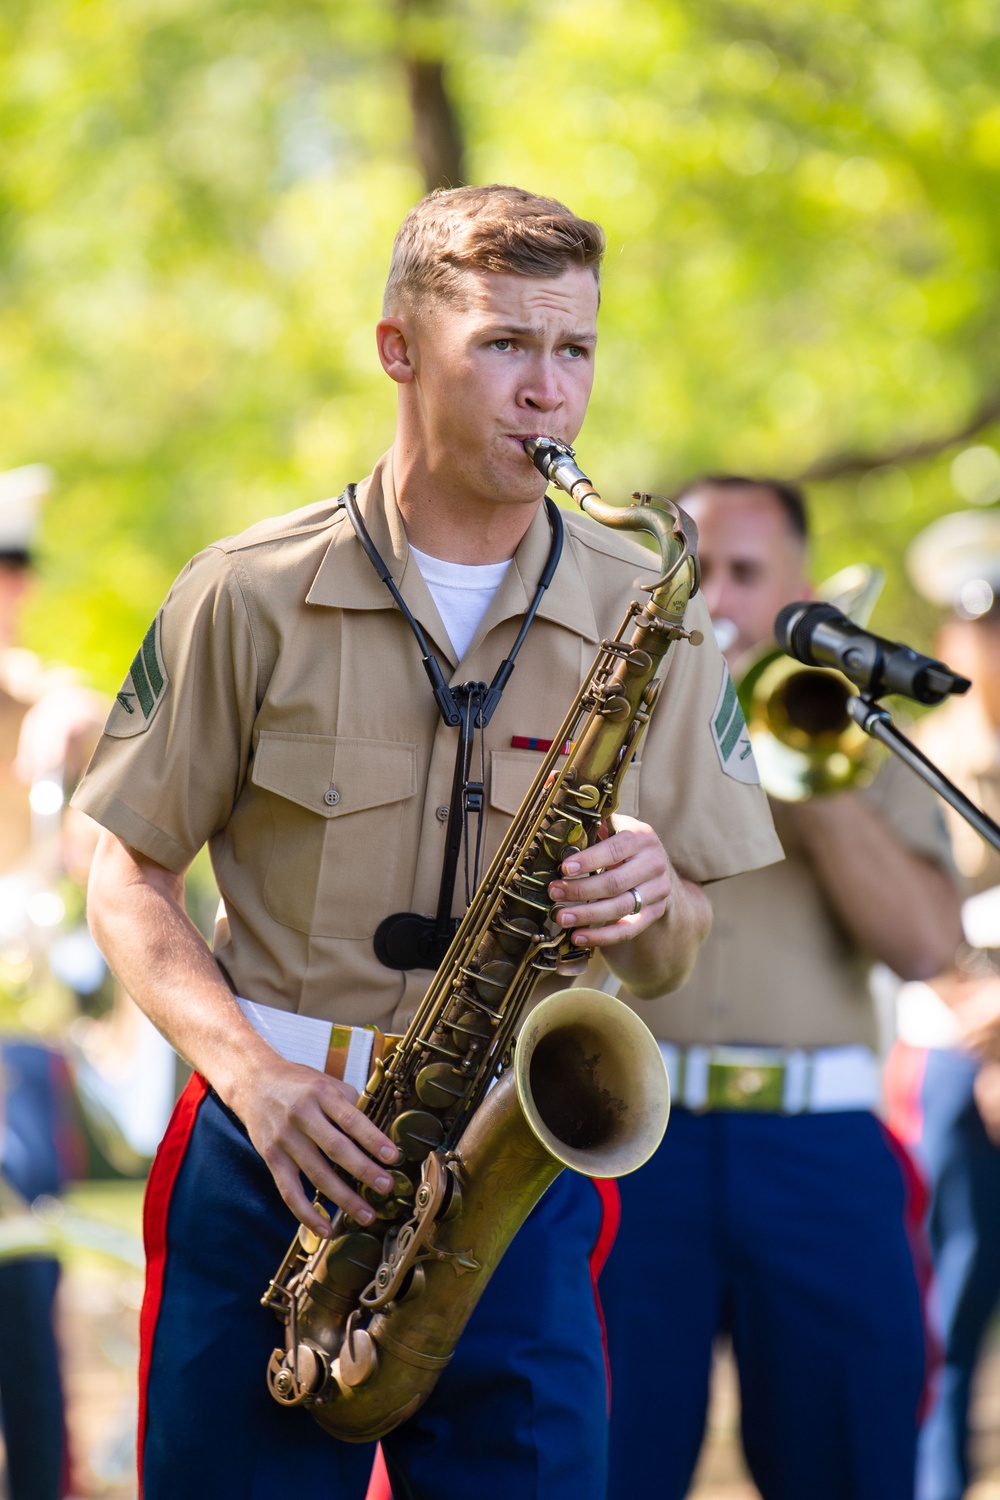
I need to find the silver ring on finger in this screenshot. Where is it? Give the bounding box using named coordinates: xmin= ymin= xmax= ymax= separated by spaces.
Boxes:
xmin=628 ymin=887 xmax=643 ymax=916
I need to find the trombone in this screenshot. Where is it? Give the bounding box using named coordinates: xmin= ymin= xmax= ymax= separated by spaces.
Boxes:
xmin=735 ymin=565 xmax=886 ymax=802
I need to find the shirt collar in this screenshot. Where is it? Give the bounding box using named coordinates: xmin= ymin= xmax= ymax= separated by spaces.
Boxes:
xmin=306 ymin=451 xmax=452 ymax=657
xmin=306 ymin=450 xmax=600 ymax=661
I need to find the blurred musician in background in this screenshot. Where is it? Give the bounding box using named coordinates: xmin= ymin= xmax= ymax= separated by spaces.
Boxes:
xmin=887 ymin=510 xmax=1000 ymax=1500
xmin=600 ymin=475 xmax=963 ymax=1500
xmin=0 ymin=464 xmax=107 ymax=1500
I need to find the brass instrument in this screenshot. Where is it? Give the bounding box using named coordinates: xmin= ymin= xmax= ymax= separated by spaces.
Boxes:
xmin=736 ymin=564 xmax=885 ymax=802
xmin=262 ymin=438 xmax=700 ymax=1441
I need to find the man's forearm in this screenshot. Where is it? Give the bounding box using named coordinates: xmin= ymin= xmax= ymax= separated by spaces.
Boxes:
xmin=790 ymin=791 xmax=962 ymax=979
xmin=86 ymin=830 xmax=279 ymax=1110
xmin=86 ymin=829 xmax=402 ymax=1231
xmin=604 ymin=876 xmax=712 ymax=999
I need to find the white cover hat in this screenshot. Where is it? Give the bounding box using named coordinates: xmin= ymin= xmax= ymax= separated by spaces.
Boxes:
xmin=0 ymin=465 xmax=53 ymax=557
xmin=906 ymin=509 xmax=1000 ymax=617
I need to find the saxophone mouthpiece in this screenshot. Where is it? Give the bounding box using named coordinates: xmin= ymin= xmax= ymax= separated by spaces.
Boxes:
xmin=522 ymin=438 xmax=599 ymax=508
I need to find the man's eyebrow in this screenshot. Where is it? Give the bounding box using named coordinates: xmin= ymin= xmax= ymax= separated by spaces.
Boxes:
xmin=480 ymin=322 xmax=598 ymax=346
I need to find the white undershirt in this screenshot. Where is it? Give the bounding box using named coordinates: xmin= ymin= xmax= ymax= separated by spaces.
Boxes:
xmin=409 ymin=545 xmax=511 ymax=661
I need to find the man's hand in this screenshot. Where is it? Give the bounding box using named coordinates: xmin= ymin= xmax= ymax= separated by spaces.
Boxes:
xmin=974 ymin=1062 xmax=1000 ymax=1148
xmin=787 ymin=791 xmax=962 ymax=980
xmin=226 ymin=1059 xmax=401 ymax=1238
xmin=937 ymin=970 xmax=1000 ymax=1065
xmin=15 ymin=681 xmax=107 ymax=785
xmin=547 ymin=815 xmax=675 ymax=948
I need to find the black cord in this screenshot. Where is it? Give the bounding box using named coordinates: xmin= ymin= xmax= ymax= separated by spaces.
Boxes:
xmin=343 ymin=485 xmax=565 ymax=968
xmin=342 ymin=485 xmax=564 ymax=732
xmin=342 ymin=484 xmax=462 ymax=727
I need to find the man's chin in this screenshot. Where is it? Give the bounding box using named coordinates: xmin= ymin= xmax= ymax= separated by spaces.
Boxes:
xmin=489 ymin=453 xmax=549 ymax=505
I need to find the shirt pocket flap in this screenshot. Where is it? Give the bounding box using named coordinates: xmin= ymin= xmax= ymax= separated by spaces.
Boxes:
xmin=489 ymin=750 xmax=546 ymax=817
xmin=489 ymin=750 xmax=642 ymax=820
xmin=252 ymin=732 xmax=418 ymax=818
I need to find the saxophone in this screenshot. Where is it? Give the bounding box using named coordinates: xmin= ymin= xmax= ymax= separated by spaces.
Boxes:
xmin=262 ymin=438 xmax=702 ymax=1441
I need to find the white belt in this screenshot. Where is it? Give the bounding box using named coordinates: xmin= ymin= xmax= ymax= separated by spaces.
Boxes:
xmin=235 ymin=996 xmax=401 ymax=1095
xmin=658 ymin=1041 xmax=880 ymax=1114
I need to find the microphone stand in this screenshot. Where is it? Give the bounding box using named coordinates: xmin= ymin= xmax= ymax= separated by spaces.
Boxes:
xmin=847 ymin=695 xmax=1000 ymax=855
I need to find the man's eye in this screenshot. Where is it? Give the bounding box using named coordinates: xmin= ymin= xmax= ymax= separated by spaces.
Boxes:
xmin=491 ymin=338 xmax=513 ymax=351
xmin=565 ymin=345 xmax=586 ymax=359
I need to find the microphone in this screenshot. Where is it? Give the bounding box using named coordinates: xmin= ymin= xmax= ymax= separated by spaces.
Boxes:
xmin=774 ymin=601 xmax=971 ymax=705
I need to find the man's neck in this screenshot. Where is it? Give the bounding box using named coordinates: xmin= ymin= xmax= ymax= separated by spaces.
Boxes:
xmin=390 ymin=446 xmax=541 ymax=565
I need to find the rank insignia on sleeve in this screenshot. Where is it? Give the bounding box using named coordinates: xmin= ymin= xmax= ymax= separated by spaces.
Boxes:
xmin=106 ymin=614 xmax=169 ymax=738
xmin=711 ymin=665 xmax=760 ymax=785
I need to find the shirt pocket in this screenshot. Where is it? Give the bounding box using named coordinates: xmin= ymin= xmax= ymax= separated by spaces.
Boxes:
xmin=486 ymin=749 xmax=643 ymax=861
xmin=251 ymin=732 xmax=418 ymax=939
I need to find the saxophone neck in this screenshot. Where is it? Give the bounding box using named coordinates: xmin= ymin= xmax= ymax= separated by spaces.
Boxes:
xmin=523 ymin=437 xmax=701 ymax=619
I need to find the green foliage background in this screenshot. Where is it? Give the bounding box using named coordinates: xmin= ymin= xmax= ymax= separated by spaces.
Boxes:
xmin=2 ymin=0 xmax=999 ymax=687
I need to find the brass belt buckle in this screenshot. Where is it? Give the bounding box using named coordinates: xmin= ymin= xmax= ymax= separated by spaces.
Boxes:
xmin=706 ymin=1053 xmax=785 ymax=1111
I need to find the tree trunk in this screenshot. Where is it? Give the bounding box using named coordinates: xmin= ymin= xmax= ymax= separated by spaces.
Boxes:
xmin=398 ymin=0 xmax=466 ymax=192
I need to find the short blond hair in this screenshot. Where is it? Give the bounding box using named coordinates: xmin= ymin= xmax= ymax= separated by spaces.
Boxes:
xmin=383 ymin=184 xmax=605 ymax=315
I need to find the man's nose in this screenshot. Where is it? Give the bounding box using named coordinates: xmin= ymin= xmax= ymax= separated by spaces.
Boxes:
xmin=699 ymin=573 xmax=727 ymax=617
xmin=520 ymin=357 xmax=562 ymax=413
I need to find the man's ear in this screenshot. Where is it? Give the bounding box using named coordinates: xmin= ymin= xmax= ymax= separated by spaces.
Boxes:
xmin=376 ymin=316 xmax=416 ymax=385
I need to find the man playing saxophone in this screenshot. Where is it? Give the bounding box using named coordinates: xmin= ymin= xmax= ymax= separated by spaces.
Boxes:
xmin=74 ymin=187 xmax=780 ymax=1500
xmin=601 ymin=474 xmax=963 ymax=1500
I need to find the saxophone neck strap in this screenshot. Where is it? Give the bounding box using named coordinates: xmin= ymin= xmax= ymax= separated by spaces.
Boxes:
xmin=341 ymin=485 xmax=564 ymax=731
xmin=339 ymin=484 xmax=565 ymax=970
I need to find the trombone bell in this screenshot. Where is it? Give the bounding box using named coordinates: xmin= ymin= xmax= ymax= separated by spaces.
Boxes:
xmin=737 ymin=652 xmax=880 ymax=802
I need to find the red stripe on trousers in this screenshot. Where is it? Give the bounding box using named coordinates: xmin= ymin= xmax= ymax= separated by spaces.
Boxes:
xmin=883 ymin=1039 xmax=929 ymax=1147
xmin=137 ymin=1073 xmax=208 ymax=1496
xmin=589 ymin=1177 xmax=622 ymax=1413
xmin=879 ymin=1116 xmax=941 ymax=1424
xmin=366 ymin=1444 xmax=392 ymax=1500
xmin=364 ymin=1177 xmax=623 ymax=1500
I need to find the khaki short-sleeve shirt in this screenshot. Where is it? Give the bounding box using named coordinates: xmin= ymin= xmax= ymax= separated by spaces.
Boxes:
xmin=74 ymin=453 xmax=782 ymax=1034
xmin=614 ymin=742 xmax=954 ymax=1050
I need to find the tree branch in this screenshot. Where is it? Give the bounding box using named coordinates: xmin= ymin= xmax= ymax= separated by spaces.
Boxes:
xmin=801 ymin=386 xmax=1000 ymax=481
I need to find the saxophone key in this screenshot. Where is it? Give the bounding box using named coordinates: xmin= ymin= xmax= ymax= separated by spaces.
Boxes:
xmin=563 ymin=782 xmax=601 ymax=809
xmin=600 ymin=693 xmax=632 ymax=721
xmin=318 ymin=1231 xmax=384 ymax=1294
xmin=473 ymin=959 xmax=516 ymax=1000
xmin=361 ymin=1169 xmax=416 ymax=1220
xmin=541 ymin=815 xmax=585 ymax=855
xmin=389 ymin=1109 xmax=445 ymax=1161
xmin=625 ymin=648 xmax=653 ymax=674
xmin=415 ymin=1062 xmax=467 ymax=1110
xmin=337 ymin=1313 xmax=379 ymax=1390
xmin=297 ymin=1200 xmax=331 ymax=1253
xmin=494 ymin=914 xmax=542 ymax=956
xmin=450 ymin=1008 xmax=493 ymax=1052
xmin=268 ymin=1344 xmax=328 ymax=1404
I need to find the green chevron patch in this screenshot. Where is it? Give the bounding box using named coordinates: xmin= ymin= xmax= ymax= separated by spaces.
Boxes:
xmin=106 ymin=615 xmax=169 ymax=738
xmin=710 ymin=665 xmax=759 ymax=785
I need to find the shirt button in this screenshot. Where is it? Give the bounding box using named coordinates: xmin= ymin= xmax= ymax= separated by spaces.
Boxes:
xmin=324 ymin=788 xmax=340 ymax=806
xmin=436 ymin=805 xmax=449 ymax=822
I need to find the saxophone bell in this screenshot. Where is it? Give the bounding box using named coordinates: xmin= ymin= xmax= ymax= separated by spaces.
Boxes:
xmin=515 ymin=986 xmax=670 ymax=1177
